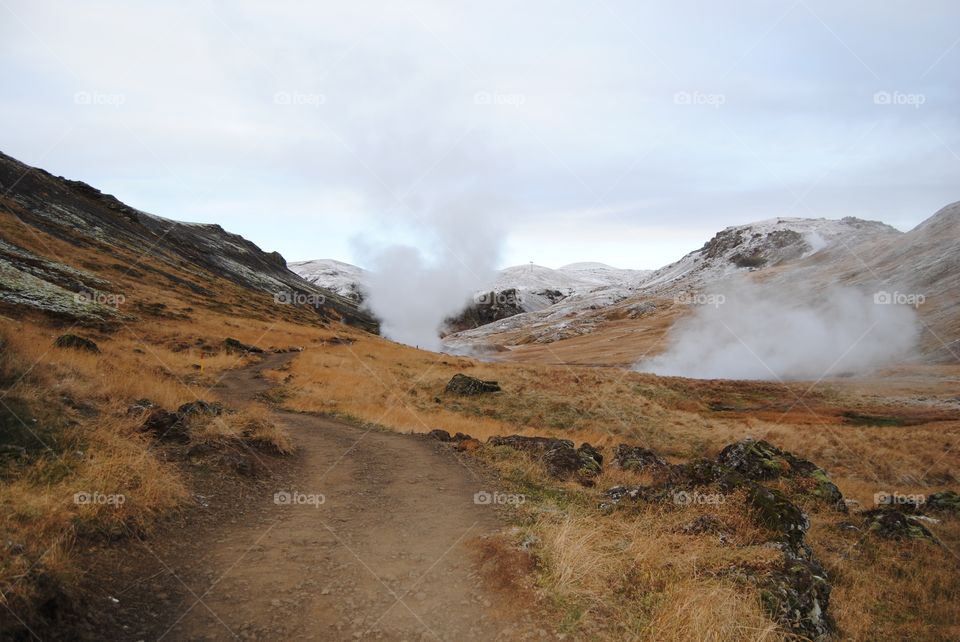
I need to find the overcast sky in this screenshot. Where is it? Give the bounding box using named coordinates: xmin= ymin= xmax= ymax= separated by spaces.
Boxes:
xmin=2 ymin=0 xmax=958 ymax=270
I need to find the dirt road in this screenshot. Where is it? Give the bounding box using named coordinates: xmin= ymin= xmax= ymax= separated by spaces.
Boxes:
xmin=91 ymin=353 xmax=545 ymax=641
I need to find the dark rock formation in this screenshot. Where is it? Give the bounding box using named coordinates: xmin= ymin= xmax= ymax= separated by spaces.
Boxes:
xmin=444 ymin=374 xmax=501 ymax=395
xmin=53 ymin=334 xmax=99 ymax=353
xmin=612 ymin=444 xmax=667 ymax=471
xmin=488 ymin=435 xmax=602 ymax=483
xmin=862 ymin=508 xmax=936 ymax=541
xmin=717 ymin=438 xmax=846 ymax=512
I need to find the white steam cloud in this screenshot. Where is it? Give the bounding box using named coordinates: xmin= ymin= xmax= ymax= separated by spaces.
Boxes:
xmin=359 ymin=209 xmax=500 ymax=350
xmin=636 ymin=282 xmax=920 ymax=380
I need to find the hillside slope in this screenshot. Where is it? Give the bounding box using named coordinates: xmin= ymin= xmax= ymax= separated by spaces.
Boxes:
xmin=443 ymin=210 xmax=958 ymax=365
xmin=0 ymin=151 xmax=376 ymax=331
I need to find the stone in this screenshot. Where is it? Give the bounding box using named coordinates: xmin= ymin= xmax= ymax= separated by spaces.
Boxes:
xmin=54 ymin=334 xmax=99 ymax=353
xmin=612 ymin=444 xmax=666 ymax=471
xmin=444 ymin=374 xmax=501 ymax=395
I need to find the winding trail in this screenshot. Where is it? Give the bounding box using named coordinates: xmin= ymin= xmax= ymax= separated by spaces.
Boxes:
xmin=151 ymin=352 xmax=542 ymax=641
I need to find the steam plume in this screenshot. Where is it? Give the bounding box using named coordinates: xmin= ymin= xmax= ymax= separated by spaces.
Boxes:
xmin=636 ymin=281 xmax=920 ymax=380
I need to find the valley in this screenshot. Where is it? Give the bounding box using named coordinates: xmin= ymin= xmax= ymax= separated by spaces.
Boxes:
xmin=1 ymin=152 xmax=958 ymax=641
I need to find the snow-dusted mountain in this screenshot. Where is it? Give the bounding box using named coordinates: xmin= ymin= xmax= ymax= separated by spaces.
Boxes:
xmin=286 ymin=208 xmax=958 ymax=363
xmin=287 ymin=259 xmax=367 ymax=302
xmin=288 ymin=259 xmax=652 ymax=313
xmin=441 ymin=211 xmax=960 ymax=361
xmin=639 ymin=216 xmax=899 ymax=296
xmin=493 ymin=262 xmax=651 ymax=293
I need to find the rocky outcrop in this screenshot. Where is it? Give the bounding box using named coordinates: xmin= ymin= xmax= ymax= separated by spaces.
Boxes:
xmin=717 ymin=438 xmax=846 ymax=512
xmin=603 ymin=438 xmax=839 ymax=639
xmin=54 ymin=334 xmax=100 ymax=353
xmin=612 ymin=444 xmax=667 ymax=471
xmin=0 ymin=151 xmax=377 ymax=332
xmin=488 ymin=435 xmax=602 ymax=484
xmin=443 ymin=288 xmax=527 ymax=333
xmin=862 ymin=508 xmax=936 ymax=541
xmin=488 ymin=435 xmax=573 ymax=453
xmin=444 ymin=374 xmax=501 ymax=395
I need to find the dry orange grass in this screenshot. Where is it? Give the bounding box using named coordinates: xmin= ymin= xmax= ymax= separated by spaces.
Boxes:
xmin=478 ymin=447 xmax=785 ymax=640
xmin=269 ymin=335 xmax=960 ymax=641
xmin=0 ymin=311 xmax=311 ymax=627
xmin=2 ymin=209 xmax=959 ymax=640
xmin=275 ymin=331 xmax=960 ymax=488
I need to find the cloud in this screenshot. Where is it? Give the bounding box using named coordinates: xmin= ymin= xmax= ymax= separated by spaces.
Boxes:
xmin=1 ymin=1 xmax=958 ymax=267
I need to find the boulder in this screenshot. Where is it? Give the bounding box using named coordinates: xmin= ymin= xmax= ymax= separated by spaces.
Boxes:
xmin=488 ymin=435 xmax=574 ymax=454
xmin=489 ymin=435 xmax=601 ymax=483
xmin=718 ymin=439 xmax=846 ymax=512
xmin=427 ymin=429 xmax=453 ymax=442
xmin=862 ymin=508 xmax=936 ymax=541
xmin=54 ymin=334 xmax=99 ymax=353
xmin=612 ymin=444 xmax=666 ymax=471
xmin=445 ymin=374 xmax=501 ymax=395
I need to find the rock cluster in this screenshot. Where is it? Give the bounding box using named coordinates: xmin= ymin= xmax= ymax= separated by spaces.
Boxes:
xmin=603 ymin=438 xmax=840 ymax=639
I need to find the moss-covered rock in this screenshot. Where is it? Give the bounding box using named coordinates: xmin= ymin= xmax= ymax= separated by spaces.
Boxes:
xmin=490 ymin=435 xmax=601 ymax=484
xmin=53 ymin=334 xmax=99 ymax=353
xmin=718 ymin=438 xmax=846 ymax=512
xmin=612 ymin=444 xmax=666 ymax=471
xmin=862 ymin=508 xmax=937 ymax=541
xmin=760 ymin=550 xmax=834 ymax=640
xmin=926 ymin=490 xmax=960 ymax=515
xmin=747 ymin=483 xmax=809 ymax=548
xmin=444 ymin=373 xmax=501 ymax=395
